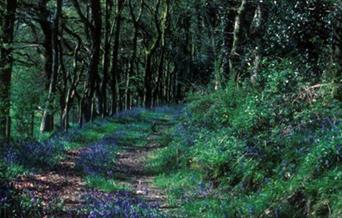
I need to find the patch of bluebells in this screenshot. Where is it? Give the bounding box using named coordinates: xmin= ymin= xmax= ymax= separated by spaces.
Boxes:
xmin=0 ymin=184 xmax=12 ymax=210
xmin=18 ymin=140 xmax=64 ymax=168
xmin=197 ymin=181 xmax=214 ymax=197
xmin=3 ymin=148 xmax=19 ymax=165
xmin=182 ymin=181 xmax=214 ymax=202
xmin=0 ymin=184 xmax=42 ymax=217
xmin=244 ymin=144 xmax=262 ymax=158
xmin=0 ymin=190 xmax=8 ymax=206
xmin=153 ymin=106 xmax=183 ymax=118
xmin=173 ymin=124 xmax=195 ymax=146
xmin=152 ymin=106 xmax=173 ymax=113
xmin=111 ymin=130 xmax=128 ymax=140
xmin=0 ymin=158 xmax=10 ymax=207
xmin=76 ymin=140 xmax=117 ymax=176
xmin=2 ymin=140 xmax=64 ymax=168
xmin=83 ymin=191 xmax=163 ymax=218
xmin=115 ymin=108 xmax=146 ymax=121
xmin=50 ymin=129 xmax=77 ymax=141
xmin=100 ymin=136 xmax=119 ymax=146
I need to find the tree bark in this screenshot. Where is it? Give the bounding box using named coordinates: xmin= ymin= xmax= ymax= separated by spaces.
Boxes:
xmin=250 ymin=1 xmax=268 ymax=84
xmin=82 ymin=0 xmax=102 ymax=123
xmin=128 ymin=0 xmax=143 ymax=109
xmin=229 ymin=0 xmax=247 ymax=80
xmin=110 ymin=0 xmax=125 ymax=115
xmin=144 ymin=0 xmax=169 ymax=108
xmin=144 ymin=52 xmax=154 ymax=108
xmin=100 ymin=0 xmax=113 ymax=117
xmin=60 ymin=24 xmax=83 ymax=130
xmin=39 ymin=0 xmax=62 ymax=132
xmin=220 ymin=1 xmax=238 ymax=83
xmin=153 ymin=48 xmax=165 ymax=106
xmin=0 ymin=0 xmax=17 ymax=143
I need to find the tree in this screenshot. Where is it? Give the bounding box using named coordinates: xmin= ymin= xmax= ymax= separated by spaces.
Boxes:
xmin=82 ymin=0 xmax=102 ymax=124
xmin=100 ymin=0 xmax=114 ymax=117
xmin=38 ymin=0 xmax=63 ymax=132
xmin=110 ymin=0 xmax=125 ymax=114
xmin=0 ymin=0 xmax=17 ymax=143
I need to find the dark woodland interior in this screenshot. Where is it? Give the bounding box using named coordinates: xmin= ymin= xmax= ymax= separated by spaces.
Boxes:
xmin=0 ymin=0 xmax=341 ymax=217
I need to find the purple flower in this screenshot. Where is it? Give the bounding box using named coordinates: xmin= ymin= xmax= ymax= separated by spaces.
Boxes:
xmin=83 ymin=191 xmax=163 ymax=218
xmin=76 ymin=142 xmax=117 ymax=176
xmin=4 ymin=148 xmax=18 ymax=165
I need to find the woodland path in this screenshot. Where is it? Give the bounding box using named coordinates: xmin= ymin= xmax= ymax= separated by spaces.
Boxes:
xmin=11 ymin=109 xmax=178 ymax=217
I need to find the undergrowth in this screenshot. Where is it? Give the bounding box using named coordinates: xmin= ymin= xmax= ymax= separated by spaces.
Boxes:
xmin=150 ymin=60 xmax=342 ymax=217
xmin=1 ymin=106 xmax=179 ymax=217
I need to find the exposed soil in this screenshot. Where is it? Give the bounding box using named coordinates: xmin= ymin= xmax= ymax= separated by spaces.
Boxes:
xmin=11 ymin=149 xmax=89 ymax=216
xmin=11 ymin=119 xmax=173 ymax=217
xmin=114 ymin=133 xmax=169 ymax=209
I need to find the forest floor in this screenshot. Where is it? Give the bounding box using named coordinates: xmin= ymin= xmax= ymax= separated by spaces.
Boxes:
xmin=10 ymin=108 xmax=179 ymax=217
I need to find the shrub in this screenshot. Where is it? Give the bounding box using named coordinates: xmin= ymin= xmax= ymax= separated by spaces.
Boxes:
xmin=150 ymin=60 xmax=342 ymax=217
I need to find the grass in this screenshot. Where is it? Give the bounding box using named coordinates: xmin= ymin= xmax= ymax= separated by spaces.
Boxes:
xmin=114 ymin=127 xmax=151 ymax=147
xmin=2 ymin=106 xmax=182 ymax=217
xmin=154 ymin=170 xmax=203 ymax=207
xmin=85 ymin=175 xmax=131 ymax=192
xmin=62 ymin=122 xmax=122 ymax=150
xmin=154 ymin=170 xmax=229 ymax=217
xmin=180 ymin=199 xmax=228 ymax=218
xmin=147 ymin=64 xmax=342 ymax=217
xmin=5 ymin=163 xmax=28 ymax=179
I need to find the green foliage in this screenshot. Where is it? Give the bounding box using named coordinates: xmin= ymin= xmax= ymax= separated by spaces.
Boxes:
xmin=61 ymin=121 xmax=122 ymax=150
xmin=150 ymin=60 xmax=342 ymax=217
xmin=4 ymin=164 xmax=26 ymax=180
xmin=11 ymin=65 xmax=43 ymax=139
xmin=154 ymin=170 xmax=203 ymax=207
xmin=191 ymin=130 xmax=244 ymax=175
xmin=85 ymin=175 xmax=130 ymax=192
xmin=186 ymin=89 xmax=231 ymax=128
xmin=147 ymin=141 xmax=183 ymax=173
xmin=147 ymin=124 xmax=193 ymax=173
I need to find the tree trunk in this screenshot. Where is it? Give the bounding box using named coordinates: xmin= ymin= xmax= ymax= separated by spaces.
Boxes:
xmin=110 ymin=0 xmax=125 ymax=115
xmin=144 ymin=0 xmax=169 ymax=108
xmin=61 ymin=25 xmax=82 ymax=131
xmin=250 ymin=2 xmax=268 ymax=84
xmin=39 ymin=0 xmax=62 ymax=132
xmin=38 ymin=0 xmax=54 ymax=132
xmin=144 ymin=52 xmax=154 ymax=108
xmin=82 ymin=0 xmax=102 ymax=123
xmin=229 ymin=0 xmax=247 ymax=80
xmin=221 ymin=1 xmax=238 ymax=83
xmin=100 ymin=0 xmax=113 ymax=117
xmin=153 ymin=47 xmax=165 ymax=106
xmin=124 ymin=61 xmax=131 ymax=110
xmin=128 ymin=0 xmax=143 ymax=109
xmin=0 ymin=0 xmax=17 ymax=143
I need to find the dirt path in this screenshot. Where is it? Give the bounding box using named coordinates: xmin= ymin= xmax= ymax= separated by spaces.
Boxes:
xmin=12 ymin=149 xmax=89 ymax=215
xmin=114 ymin=132 xmax=169 ymax=209
xmin=11 ymin=113 xmax=175 ymax=217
